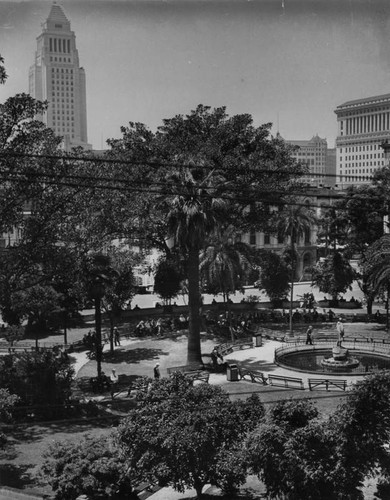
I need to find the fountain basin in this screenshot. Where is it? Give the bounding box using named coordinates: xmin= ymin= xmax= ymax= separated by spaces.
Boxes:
xmin=275 ymin=345 xmax=390 ymax=375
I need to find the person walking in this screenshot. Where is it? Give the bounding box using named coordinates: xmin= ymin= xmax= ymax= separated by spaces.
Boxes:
xmin=114 ymin=327 xmax=121 ymax=346
xmin=110 ymin=368 xmax=119 ymax=399
xmin=153 ymin=363 xmax=160 ymax=379
xmin=336 ymin=318 xmax=345 ymax=345
xmin=305 ymin=325 xmax=313 ymax=345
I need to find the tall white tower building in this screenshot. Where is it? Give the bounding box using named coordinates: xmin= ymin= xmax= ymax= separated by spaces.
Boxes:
xmin=335 ymin=94 xmax=390 ymax=187
xmin=29 ymin=3 xmax=91 ymax=150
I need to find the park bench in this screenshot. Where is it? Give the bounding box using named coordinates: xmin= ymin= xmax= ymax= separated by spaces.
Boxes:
xmin=308 ymin=378 xmax=347 ymax=391
xmin=167 ymin=364 xmax=204 ymax=375
xmin=182 ymin=370 xmax=210 ymax=385
xmin=167 ymin=365 xmax=209 ymax=384
xmin=268 ymin=374 xmax=305 ymax=390
xmin=0 ymin=342 xmax=54 ymax=353
xmin=216 ymin=337 xmax=253 ymax=356
xmin=238 ymin=367 xmax=268 ymax=385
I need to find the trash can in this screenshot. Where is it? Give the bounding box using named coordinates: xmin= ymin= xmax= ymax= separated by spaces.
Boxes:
xmin=226 ymin=364 xmax=239 ymax=382
xmin=253 ymin=334 xmax=262 ymax=347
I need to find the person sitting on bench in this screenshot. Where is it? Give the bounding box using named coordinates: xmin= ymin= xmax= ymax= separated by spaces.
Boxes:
xmin=211 ymin=348 xmax=226 ymax=371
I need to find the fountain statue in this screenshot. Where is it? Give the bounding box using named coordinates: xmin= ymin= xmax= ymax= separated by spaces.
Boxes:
xmin=321 ymin=342 xmax=360 ymax=371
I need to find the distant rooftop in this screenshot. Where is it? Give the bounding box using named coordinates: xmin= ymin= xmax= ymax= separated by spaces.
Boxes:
xmin=336 ymin=93 xmax=390 ymax=110
xmin=285 ymin=135 xmax=327 ymax=148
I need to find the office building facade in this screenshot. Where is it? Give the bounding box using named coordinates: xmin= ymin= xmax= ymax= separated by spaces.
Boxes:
xmin=29 ymin=4 xmax=91 ymax=150
xmin=335 ymin=93 xmax=390 ymax=187
xmin=285 ymin=135 xmax=328 ymax=187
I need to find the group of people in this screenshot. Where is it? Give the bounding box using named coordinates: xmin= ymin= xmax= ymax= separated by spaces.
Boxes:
xmin=83 ymin=327 xmax=121 ymax=349
xmin=305 ymin=317 xmax=345 ymax=345
xmin=133 ymin=314 xmax=190 ymax=337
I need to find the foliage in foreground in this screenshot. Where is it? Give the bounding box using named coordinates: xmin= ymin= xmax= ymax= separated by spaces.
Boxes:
xmin=0 ymin=388 xmax=19 ymax=448
xmin=115 ymin=373 xmax=265 ymax=498
xmin=40 ymin=435 xmax=135 ymax=500
xmin=246 ymin=372 xmax=390 ymax=500
xmin=0 ymin=350 xmax=73 ymax=417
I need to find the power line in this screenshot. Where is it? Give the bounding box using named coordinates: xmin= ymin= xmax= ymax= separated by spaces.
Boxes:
xmin=0 ymin=151 xmax=379 ymax=182
xmin=0 ymin=174 xmax=341 ymax=211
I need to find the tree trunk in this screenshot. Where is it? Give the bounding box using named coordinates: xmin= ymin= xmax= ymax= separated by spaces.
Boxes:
xmin=95 ymin=296 xmax=102 ymax=379
xmin=63 ymin=310 xmax=68 ymax=345
xmin=289 ymin=235 xmax=295 ymax=337
xmin=194 ymin=478 xmax=204 ymax=499
xmin=289 ymin=269 xmax=294 ymax=337
xmin=109 ymin=313 xmax=114 ymax=354
xmin=187 ymin=246 xmax=202 ymax=366
xmin=366 ymin=295 xmax=373 ymax=316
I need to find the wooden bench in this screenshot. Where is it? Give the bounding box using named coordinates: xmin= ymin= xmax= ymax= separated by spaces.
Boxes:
xmin=239 ymin=367 xmax=268 ymax=385
xmin=166 ymin=365 xmax=209 ymax=384
xmin=183 ymin=370 xmax=210 ymax=384
xmin=216 ymin=338 xmax=253 ymax=356
xmin=167 ymin=364 xmax=204 ymax=375
xmin=0 ymin=342 xmax=37 ymax=353
xmin=268 ymin=374 xmax=305 ymax=390
xmin=308 ymin=378 xmax=347 ymax=392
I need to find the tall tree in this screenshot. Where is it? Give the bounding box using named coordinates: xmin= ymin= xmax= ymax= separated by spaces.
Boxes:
xmin=84 ymin=253 xmax=114 ymax=379
xmin=317 ymin=185 xmax=385 ymax=313
xmin=200 ymin=226 xmax=252 ymax=301
xmin=101 ymin=246 xmax=138 ymax=353
xmin=364 ymin=235 xmax=390 ymax=324
xmin=276 ymin=201 xmax=316 ymax=335
xmin=0 ymin=55 xmax=7 ymax=84
xmin=108 ymin=105 xmax=306 ymax=364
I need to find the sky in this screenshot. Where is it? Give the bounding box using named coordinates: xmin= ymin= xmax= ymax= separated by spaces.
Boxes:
xmin=1 ymin=0 xmax=390 ymax=150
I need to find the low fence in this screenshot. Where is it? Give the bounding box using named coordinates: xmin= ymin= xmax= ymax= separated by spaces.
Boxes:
xmin=275 ymin=340 xmax=390 ymax=359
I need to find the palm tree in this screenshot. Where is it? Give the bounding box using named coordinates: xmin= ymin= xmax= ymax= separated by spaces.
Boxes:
xmin=167 ymin=168 xmax=226 ymax=365
xmin=365 ymin=235 xmax=390 ymax=329
xmin=277 ymin=201 xmax=317 ymax=336
xmin=200 ymin=227 xmax=252 ymax=338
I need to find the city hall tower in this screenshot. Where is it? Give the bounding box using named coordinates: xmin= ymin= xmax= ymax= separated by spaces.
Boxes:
xmin=29 ymin=3 xmax=91 ymax=150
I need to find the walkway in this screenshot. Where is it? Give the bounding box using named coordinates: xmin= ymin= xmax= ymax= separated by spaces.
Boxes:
xmin=72 ymin=322 xmax=389 ymax=399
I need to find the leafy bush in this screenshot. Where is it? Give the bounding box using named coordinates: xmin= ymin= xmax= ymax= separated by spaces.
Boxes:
xmin=40 ymin=435 xmax=135 ymax=500
xmin=0 ymin=350 xmax=74 ymax=419
xmin=116 ymin=373 xmax=264 ymax=498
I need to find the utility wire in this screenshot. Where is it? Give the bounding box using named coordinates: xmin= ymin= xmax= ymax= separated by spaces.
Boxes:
xmin=0 ymin=174 xmax=342 ymax=211
xmin=0 ymin=151 xmax=379 ymax=182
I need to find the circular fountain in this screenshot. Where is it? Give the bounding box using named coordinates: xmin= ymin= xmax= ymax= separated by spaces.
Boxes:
xmin=275 ymin=340 xmax=390 ymax=375
xmin=321 ymin=345 xmax=360 ymax=371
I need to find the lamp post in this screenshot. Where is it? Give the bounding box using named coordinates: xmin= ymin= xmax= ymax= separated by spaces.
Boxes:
xmin=89 ymin=279 xmax=105 ymax=379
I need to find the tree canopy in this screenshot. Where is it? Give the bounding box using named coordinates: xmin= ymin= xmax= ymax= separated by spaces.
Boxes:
xmin=107 ymin=105 xmax=307 ymax=363
xmin=115 ymin=372 xmax=265 ymax=498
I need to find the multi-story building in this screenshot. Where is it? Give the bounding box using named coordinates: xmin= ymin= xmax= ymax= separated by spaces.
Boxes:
xmin=238 ymin=187 xmax=343 ymax=281
xmin=285 ymin=135 xmax=328 ymax=187
xmin=325 ymin=147 xmax=336 ymax=188
xmin=29 ymin=4 xmax=91 ymax=150
xmin=335 ymin=93 xmax=390 ymax=187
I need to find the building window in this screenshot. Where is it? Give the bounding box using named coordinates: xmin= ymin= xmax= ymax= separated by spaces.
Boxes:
xmin=249 ymin=231 xmax=256 ymax=245
xmin=304 ymin=228 xmax=311 ymax=245
xmin=264 ymin=233 xmax=270 ymax=245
